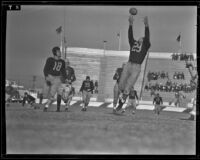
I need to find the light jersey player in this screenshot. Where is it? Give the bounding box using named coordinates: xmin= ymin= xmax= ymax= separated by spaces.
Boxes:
xmin=112 ymin=63 xmax=126 ymax=112
xmin=115 ymin=15 xmax=151 ymax=112
xmin=43 ymin=46 xmax=66 ymax=112
xmin=56 ymin=58 xmax=76 ymax=112
xmin=121 ymin=86 xmax=139 ymax=114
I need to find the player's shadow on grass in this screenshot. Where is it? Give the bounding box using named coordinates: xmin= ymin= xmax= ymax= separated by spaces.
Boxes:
xmin=107 ymin=112 xmax=126 ymax=116
xmin=179 ymin=117 xmax=195 ymax=121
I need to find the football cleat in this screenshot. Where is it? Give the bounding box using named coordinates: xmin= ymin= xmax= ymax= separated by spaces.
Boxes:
xmin=43 ymin=107 xmax=48 ymax=112
xmin=121 ymin=109 xmax=125 ymax=114
xmin=132 ymin=111 xmax=135 ymax=114
xmin=64 ymin=108 xmax=69 ymax=112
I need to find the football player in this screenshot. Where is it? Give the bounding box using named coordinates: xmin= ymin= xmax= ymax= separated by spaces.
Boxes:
xmin=113 ymin=63 xmax=126 ymax=112
xmin=79 ymin=76 xmax=94 ymax=111
xmin=153 ymin=93 xmax=163 ymax=115
xmin=43 ymin=46 xmax=67 ymax=112
xmin=116 ymin=15 xmax=151 ymax=111
xmin=56 ymin=58 xmax=76 ymax=112
xmin=121 ymin=86 xmax=139 ymax=114
xmin=22 ymin=92 xmax=36 ymax=108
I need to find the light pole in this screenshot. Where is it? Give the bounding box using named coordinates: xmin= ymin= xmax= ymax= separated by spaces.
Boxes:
xmin=103 ymin=40 xmax=107 ymax=56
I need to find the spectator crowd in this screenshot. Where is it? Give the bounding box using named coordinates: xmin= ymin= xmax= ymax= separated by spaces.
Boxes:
xmin=171 ymin=53 xmax=194 ymax=61
xmin=147 ymin=71 xmax=169 ymax=82
xmin=145 ymin=79 xmax=196 ymax=93
xmin=173 ymin=72 xmax=185 ymax=80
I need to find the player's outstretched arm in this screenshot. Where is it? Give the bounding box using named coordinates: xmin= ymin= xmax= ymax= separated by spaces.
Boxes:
xmin=144 ymin=16 xmax=151 ymax=46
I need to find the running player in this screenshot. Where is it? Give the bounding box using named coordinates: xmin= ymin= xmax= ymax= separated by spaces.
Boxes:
xmin=43 ymin=46 xmax=66 ymax=112
xmin=79 ymin=76 xmax=94 ymax=111
xmin=121 ymin=86 xmax=139 ymax=114
xmin=153 ymin=93 xmax=163 ymax=115
xmin=56 ymin=58 xmax=76 ymax=112
xmin=116 ymin=15 xmax=151 ymax=111
xmin=113 ymin=63 xmax=126 ymax=112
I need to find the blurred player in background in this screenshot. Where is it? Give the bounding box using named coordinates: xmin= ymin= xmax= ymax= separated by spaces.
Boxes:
xmin=116 ymin=15 xmax=151 ymax=111
xmin=188 ymin=96 xmax=196 ymax=120
xmin=121 ymin=86 xmax=139 ymax=114
xmin=174 ymin=91 xmax=185 ymax=108
xmin=153 ymin=93 xmax=163 ymax=115
xmin=79 ymin=76 xmax=94 ymax=111
xmin=43 ymin=46 xmax=66 ymax=112
xmin=22 ymin=92 xmax=36 ymax=108
xmin=113 ymin=63 xmax=126 ymax=112
xmin=56 ymin=58 xmax=76 ymax=112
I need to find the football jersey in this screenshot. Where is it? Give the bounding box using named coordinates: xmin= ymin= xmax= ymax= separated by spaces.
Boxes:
xmin=43 ymin=57 xmax=66 ymax=78
xmin=113 ymin=67 xmax=123 ymax=83
xmin=153 ymin=96 xmax=163 ymax=105
xmin=65 ymin=66 xmax=76 ymax=82
xmin=129 ymin=89 xmax=138 ymax=100
xmin=128 ymin=26 xmax=151 ymax=64
xmin=80 ymin=80 xmax=94 ymax=92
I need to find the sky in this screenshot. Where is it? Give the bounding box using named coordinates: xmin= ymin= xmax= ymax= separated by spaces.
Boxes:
xmin=6 ymin=5 xmax=197 ymax=80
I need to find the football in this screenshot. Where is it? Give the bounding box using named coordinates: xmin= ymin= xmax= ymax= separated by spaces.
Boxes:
xmin=129 ymin=7 xmax=137 ymax=15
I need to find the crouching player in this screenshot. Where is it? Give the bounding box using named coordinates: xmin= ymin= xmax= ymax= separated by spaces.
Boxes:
xmin=153 ymin=93 xmax=163 ymax=115
xmin=22 ymin=92 xmax=36 ymax=108
xmin=79 ymin=76 xmax=94 ymax=111
xmin=56 ymin=58 xmax=76 ymax=112
xmin=113 ymin=63 xmax=125 ymax=112
xmin=121 ymin=86 xmax=139 ymax=114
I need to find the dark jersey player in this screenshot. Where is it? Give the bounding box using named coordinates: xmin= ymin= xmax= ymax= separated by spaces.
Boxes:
xmin=79 ymin=76 xmax=94 ymax=111
xmin=57 ymin=58 xmax=76 ymax=112
xmin=43 ymin=46 xmax=66 ymax=112
xmin=153 ymin=93 xmax=163 ymax=115
xmin=116 ymin=15 xmax=151 ymax=112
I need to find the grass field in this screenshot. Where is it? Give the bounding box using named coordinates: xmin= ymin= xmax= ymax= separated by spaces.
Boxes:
xmin=6 ymin=102 xmax=195 ymax=155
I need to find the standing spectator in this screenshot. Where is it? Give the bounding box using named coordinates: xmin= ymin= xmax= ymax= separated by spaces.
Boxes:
xmin=39 ymin=93 xmax=43 ymax=104
xmin=171 ymin=53 xmax=175 ymax=60
xmin=94 ymin=80 xmax=98 ymax=94
xmin=150 ymin=88 xmax=155 ymax=97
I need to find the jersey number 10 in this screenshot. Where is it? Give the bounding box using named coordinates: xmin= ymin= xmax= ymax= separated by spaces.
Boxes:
xmin=53 ymin=62 xmax=62 ymax=71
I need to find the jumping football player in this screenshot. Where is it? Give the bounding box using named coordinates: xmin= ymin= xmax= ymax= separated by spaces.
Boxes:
xmin=153 ymin=93 xmax=163 ymax=115
xmin=56 ymin=58 xmax=76 ymax=112
xmin=43 ymin=46 xmax=67 ymax=112
xmin=113 ymin=63 xmax=126 ymax=112
xmin=116 ymin=15 xmax=151 ymax=111
xmin=121 ymin=86 xmax=139 ymax=114
xmin=79 ymin=76 xmax=94 ymax=111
